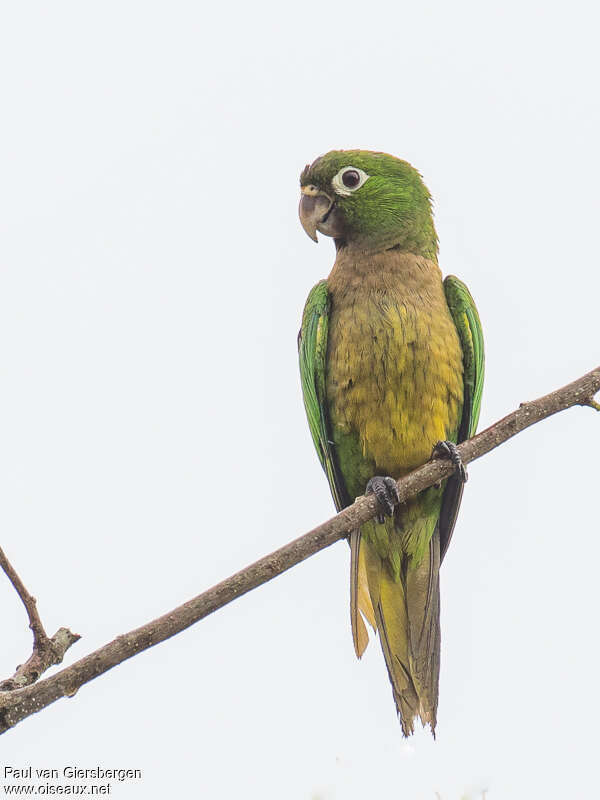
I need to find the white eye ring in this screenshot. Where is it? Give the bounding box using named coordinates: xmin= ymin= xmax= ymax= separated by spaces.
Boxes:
xmin=331 ymin=166 xmax=370 ymax=196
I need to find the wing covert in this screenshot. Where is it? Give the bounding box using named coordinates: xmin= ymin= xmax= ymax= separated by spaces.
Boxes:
xmin=298 ymin=280 xmax=349 ymax=511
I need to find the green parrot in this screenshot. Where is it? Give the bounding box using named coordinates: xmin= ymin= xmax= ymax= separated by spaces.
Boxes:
xmin=297 ymin=150 xmax=484 ymax=735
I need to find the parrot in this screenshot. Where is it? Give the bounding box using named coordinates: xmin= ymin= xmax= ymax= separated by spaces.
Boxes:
xmin=297 ymin=150 xmax=484 ymax=735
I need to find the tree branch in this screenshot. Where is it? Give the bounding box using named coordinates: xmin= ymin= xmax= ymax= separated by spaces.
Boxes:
xmin=0 ymin=366 xmax=598 ymax=733
xmin=0 ymin=547 xmax=80 ymax=692
xmin=0 ymin=546 xmax=49 ymax=651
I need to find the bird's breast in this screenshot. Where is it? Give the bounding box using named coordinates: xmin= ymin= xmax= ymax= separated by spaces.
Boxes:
xmin=326 ymin=255 xmax=464 ymax=476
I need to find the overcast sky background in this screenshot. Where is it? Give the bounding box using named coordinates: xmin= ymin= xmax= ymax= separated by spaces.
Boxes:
xmin=1 ymin=2 xmax=599 ymax=798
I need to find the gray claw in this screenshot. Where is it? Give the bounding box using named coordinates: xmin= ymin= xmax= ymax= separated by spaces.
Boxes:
xmin=432 ymin=440 xmax=468 ymax=482
xmin=365 ymin=476 xmax=401 ymax=524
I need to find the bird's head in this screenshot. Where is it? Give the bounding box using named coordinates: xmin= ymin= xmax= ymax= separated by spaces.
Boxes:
xmin=299 ymin=150 xmax=438 ymax=258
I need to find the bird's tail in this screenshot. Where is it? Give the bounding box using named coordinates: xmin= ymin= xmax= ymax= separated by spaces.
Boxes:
xmin=350 ymin=528 xmax=376 ymax=658
xmin=351 ymin=526 xmax=441 ymax=736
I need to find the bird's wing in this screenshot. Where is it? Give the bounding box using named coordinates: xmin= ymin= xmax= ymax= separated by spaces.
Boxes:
xmin=439 ymin=275 xmax=485 ymax=561
xmin=298 ymin=279 xmax=349 ymax=511
xmin=298 ymin=281 xmax=372 ymax=656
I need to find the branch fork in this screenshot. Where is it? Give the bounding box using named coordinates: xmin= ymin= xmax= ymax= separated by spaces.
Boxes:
xmin=0 ymin=547 xmax=80 ymax=691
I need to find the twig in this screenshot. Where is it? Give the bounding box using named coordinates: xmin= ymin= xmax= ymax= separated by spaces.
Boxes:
xmin=0 ymin=547 xmax=48 ymax=650
xmin=0 ymin=547 xmax=80 ymax=691
xmin=0 ymin=366 xmax=598 ymax=733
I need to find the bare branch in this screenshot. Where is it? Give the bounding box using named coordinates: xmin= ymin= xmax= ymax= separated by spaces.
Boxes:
xmin=0 ymin=547 xmax=80 ymax=692
xmin=0 ymin=546 xmax=49 ymax=650
xmin=0 ymin=366 xmax=598 ymax=733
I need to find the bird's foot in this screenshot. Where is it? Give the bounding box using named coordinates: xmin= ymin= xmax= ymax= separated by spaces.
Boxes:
xmin=365 ymin=476 xmax=400 ymax=524
xmin=431 ymin=440 xmax=468 ymax=483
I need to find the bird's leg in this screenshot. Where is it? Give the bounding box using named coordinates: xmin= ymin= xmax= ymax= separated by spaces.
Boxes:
xmin=365 ymin=476 xmax=401 ymax=524
xmin=431 ymin=440 xmax=468 ymax=482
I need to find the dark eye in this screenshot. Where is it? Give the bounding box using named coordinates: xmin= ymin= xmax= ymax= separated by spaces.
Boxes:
xmin=331 ymin=165 xmax=369 ymax=195
xmin=342 ymin=169 xmax=361 ymax=188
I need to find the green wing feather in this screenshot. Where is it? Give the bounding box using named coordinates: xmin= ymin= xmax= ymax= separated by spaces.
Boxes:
xmin=439 ymin=275 xmax=485 ymax=560
xmin=298 ymin=280 xmax=349 ymax=511
xmin=298 ymin=280 xmax=372 ymax=657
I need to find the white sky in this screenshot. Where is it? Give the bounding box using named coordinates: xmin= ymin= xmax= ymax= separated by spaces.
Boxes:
xmin=1 ymin=2 xmax=599 ymax=798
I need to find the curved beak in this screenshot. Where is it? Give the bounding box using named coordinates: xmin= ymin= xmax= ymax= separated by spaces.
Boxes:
xmin=299 ymin=185 xmax=335 ymax=242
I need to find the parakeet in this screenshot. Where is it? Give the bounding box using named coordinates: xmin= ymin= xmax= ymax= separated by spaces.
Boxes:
xmin=297 ymin=150 xmax=484 ymax=735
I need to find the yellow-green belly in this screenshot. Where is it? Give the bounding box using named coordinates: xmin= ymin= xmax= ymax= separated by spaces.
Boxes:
xmin=325 ymin=253 xmax=464 ymax=564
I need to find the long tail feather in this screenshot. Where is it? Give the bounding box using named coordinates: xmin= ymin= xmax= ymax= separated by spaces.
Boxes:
xmin=358 ymin=536 xmax=377 ymax=632
xmin=350 ymin=528 xmax=377 ymax=658
xmin=406 ymin=528 xmax=441 ymax=726
xmin=350 ymin=529 xmax=369 ymax=658
xmin=360 ymin=530 xmax=441 ymax=735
